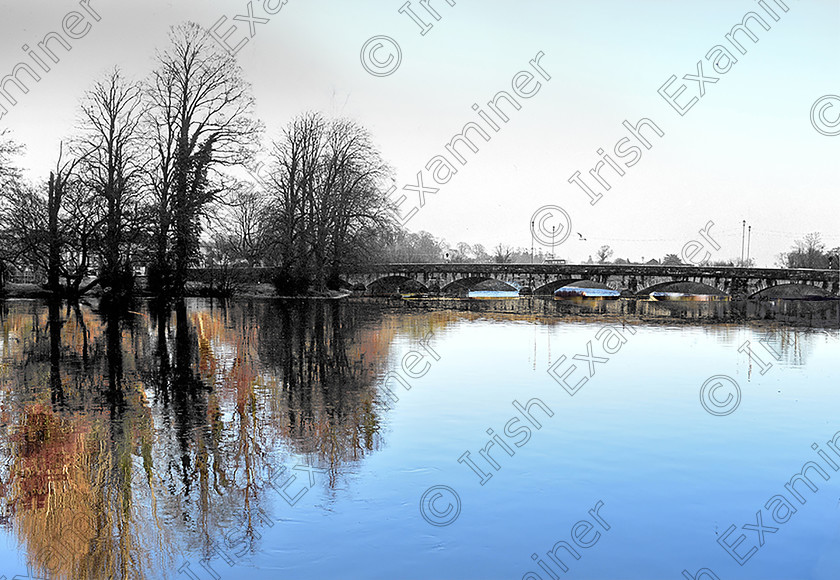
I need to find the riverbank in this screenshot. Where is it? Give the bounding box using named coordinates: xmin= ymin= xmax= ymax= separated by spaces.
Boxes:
xmin=3 ymin=282 xmax=838 ymax=328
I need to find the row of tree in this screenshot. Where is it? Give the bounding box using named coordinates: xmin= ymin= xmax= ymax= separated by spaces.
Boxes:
xmin=374 ymin=236 xmax=838 ymax=268
xmin=374 ymin=231 xmax=540 ymax=264
xmin=0 ymin=22 xmax=397 ymax=300
xmin=776 ymin=232 xmax=839 ymax=269
xmin=0 ymin=22 xmax=259 ymax=300
xmin=209 ymin=113 xmax=394 ymax=293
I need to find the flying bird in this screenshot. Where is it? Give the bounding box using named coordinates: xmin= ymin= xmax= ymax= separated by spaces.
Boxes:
xmin=577 ymin=233 xmax=587 ymax=241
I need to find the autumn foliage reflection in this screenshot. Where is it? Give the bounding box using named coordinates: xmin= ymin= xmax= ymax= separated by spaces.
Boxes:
xmin=0 ymin=298 xmax=452 ymax=579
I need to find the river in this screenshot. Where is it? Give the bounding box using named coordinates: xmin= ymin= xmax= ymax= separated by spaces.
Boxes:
xmin=0 ymin=297 xmax=837 ymax=579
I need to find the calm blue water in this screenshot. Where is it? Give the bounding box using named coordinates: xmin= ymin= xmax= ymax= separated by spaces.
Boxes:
xmin=0 ymin=299 xmax=837 ymax=579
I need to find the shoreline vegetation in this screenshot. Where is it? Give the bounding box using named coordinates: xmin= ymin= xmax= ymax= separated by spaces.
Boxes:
xmin=5 ymin=279 xmax=839 ymax=300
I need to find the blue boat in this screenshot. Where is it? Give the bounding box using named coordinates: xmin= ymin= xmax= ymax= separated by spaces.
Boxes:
xmin=468 ymin=290 xmax=520 ymax=299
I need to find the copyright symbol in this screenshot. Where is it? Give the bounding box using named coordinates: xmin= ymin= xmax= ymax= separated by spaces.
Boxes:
xmin=700 ymin=374 xmax=741 ymax=416
xmin=419 ymin=485 xmax=461 ymax=527
xmin=360 ymin=35 xmax=402 ymax=77
xmin=36 ymin=543 xmax=69 ymax=575
xmin=810 ymin=95 xmax=840 ymax=136
xmin=530 ymin=205 xmax=572 ymax=247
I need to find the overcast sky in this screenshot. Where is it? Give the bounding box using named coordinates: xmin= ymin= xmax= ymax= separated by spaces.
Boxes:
xmin=1 ymin=0 xmax=838 ymax=266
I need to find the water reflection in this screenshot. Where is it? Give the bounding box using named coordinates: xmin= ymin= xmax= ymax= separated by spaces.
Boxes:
xmin=0 ymin=298 xmax=463 ymax=579
xmin=0 ymin=298 xmax=835 ymax=579
xmin=403 ymin=294 xmax=840 ymax=327
xmin=1 ymin=300 xmax=162 ymax=579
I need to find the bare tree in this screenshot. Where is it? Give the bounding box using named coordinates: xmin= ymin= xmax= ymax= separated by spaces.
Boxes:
xmin=46 ymin=149 xmax=90 ymax=295
xmin=0 ymin=135 xmax=23 ymax=287
xmin=263 ymin=112 xmax=394 ymax=292
xmin=57 ymin=174 xmax=104 ymax=296
xmin=0 ymin=180 xmax=49 ymax=281
xmin=472 ymin=243 xmax=489 ymax=262
xmin=262 ymin=113 xmax=324 ymax=290
xmin=454 ymin=242 xmax=471 ymax=258
xmin=596 ymin=245 xmax=614 ymax=263
xmin=0 ymin=132 xmax=21 ymax=186
xmin=205 ymin=176 xmax=269 ymax=268
xmin=0 ymin=146 xmax=92 ymax=297
xmin=377 ymin=230 xmax=444 ymax=263
xmin=76 ymin=68 xmax=147 ymax=298
xmin=146 ymin=21 xmax=260 ymax=297
xmin=323 ymin=119 xmax=395 ymax=285
xmin=777 ymin=232 xmax=828 ymax=269
xmin=492 ymin=244 xmax=512 ymax=263
xmin=2 ymin=72 xmax=145 ymax=300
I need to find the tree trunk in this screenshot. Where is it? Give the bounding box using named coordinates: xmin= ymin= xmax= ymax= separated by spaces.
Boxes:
xmin=47 ymin=172 xmax=62 ymax=296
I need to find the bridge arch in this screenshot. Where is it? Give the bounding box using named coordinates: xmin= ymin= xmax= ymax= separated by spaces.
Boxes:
xmin=472 ymin=279 xmax=519 ymax=291
xmin=441 ymin=276 xmax=492 ymax=295
xmin=636 ymin=281 xmax=726 ymax=297
xmin=748 ymin=283 xmax=835 ymax=300
xmin=366 ymin=276 xmax=429 ymax=296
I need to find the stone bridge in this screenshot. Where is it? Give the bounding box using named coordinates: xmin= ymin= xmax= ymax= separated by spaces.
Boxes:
xmin=342 ymin=263 xmax=840 ymax=298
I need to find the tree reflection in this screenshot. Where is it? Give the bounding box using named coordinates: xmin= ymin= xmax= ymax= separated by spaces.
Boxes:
xmin=0 ymin=297 xmax=447 ymax=579
xmin=254 ymin=300 xmax=390 ymax=484
xmin=2 ymin=302 xmax=168 ymax=579
xmin=48 ymin=299 xmax=65 ymax=408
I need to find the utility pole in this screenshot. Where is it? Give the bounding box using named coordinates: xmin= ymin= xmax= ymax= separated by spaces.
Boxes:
xmin=741 ymin=220 xmax=746 ymax=263
xmin=531 ymin=220 xmax=534 ymax=264
xmin=551 ymin=226 xmax=556 ymax=260
xmin=746 ymin=225 xmax=751 ymax=264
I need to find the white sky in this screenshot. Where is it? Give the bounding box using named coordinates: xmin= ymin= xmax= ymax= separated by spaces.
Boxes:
xmin=1 ymin=0 xmax=838 ymax=266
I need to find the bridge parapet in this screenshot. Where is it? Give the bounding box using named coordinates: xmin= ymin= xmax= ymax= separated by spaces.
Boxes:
xmin=344 ymin=263 xmax=839 ymax=296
